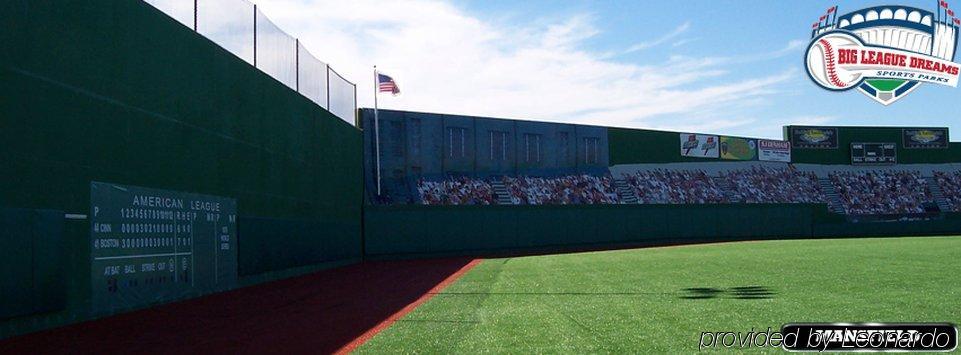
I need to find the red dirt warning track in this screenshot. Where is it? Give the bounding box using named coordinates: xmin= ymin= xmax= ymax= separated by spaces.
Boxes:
xmin=334 ymin=258 xmax=481 ymax=354
xmin=0 ymin=258 xmax=481 ymax=354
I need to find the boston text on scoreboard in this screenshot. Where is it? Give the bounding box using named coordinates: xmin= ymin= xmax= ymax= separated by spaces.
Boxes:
xmin=89 ymin=182 xmax=237 ymax=314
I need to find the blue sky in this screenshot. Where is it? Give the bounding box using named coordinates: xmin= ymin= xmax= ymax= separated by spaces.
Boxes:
xmin=254 ymin=0 xmax=959 ymax=139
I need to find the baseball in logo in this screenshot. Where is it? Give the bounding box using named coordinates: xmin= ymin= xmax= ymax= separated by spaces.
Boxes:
xmin=805 ymin=4 xmax=960 ymax=105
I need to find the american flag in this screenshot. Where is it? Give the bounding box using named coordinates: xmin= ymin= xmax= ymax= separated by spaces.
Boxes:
xmin=378 ymin=73 xmax=400 ymax=95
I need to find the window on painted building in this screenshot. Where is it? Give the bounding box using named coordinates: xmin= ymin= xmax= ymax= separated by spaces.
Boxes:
xmin=490 ymin=130 xmax=509 ymax=161
xmin=524 ymin=133 xmax=541 ymax=163
xmin=558 ymin=131 xmax=570 ymax=164
xmin=410 ymin=118 xmax=421 ymax=157
xmin=583 ymin=137 xmax=600 ymax=165
xmin=390 ymin=121 xmax=404 ymax=157
xmin=447 ymin=127 xmax=466 ymax=159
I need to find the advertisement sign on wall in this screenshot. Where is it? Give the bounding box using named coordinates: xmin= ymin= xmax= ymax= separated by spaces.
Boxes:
xmin=680 ymin=133 xmax=719 ymax=158
xmin=720 ymin=137 xmax=757 ymax=161
xmin=758 ymin=140 xmax=792 ymax=162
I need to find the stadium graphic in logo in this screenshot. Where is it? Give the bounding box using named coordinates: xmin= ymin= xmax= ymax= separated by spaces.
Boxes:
xmin=805 ymin=4 xmax=960 ymax=105
xmin=799 ymin=129 xmax=832 ymax=144
xmin=908 ymin=129 xmax=943 ymax=143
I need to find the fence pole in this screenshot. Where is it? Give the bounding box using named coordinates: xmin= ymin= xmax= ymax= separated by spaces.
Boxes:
xmin=295 ymin=39 xmax=300 ymax=92
xmin=253 ymin=5 xmax=257 ymax=67
xmin=374 ymin=66 xmax=382 ymax=196
xmin=353 ymin=83 xmax=358 ymax=126
xmin=193 ymin=0 xmax=198 ymax=31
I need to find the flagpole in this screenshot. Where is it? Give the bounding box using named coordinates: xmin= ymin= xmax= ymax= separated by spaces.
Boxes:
xmin=831 ymin=6 xmax=838 ymax=28
xmin=938 ymin=0 xmax=942 ymax=25
xmin=373 ymin=65 xmax=382 ymax=197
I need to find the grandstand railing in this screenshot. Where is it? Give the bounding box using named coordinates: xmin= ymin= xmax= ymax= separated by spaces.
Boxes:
xmin=144 ymin=0 xmax=358 ymax=125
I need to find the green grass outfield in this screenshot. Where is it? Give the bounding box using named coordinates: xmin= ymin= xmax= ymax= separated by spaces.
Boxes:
xmin=357 ymin=236 xmax=961 ymax=353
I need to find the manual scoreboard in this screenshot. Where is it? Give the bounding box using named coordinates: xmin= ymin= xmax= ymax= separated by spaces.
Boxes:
xmin=851 ymin=142 xmax=896 ymax=165
xmin=90 ymin=182 xmax=237 ymax=313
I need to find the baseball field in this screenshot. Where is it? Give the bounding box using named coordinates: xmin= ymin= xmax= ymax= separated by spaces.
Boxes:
xmin=3 ymin=236 xmax=958 ymax=353
xmin=356 ymin=236 xmax=961 ymax=353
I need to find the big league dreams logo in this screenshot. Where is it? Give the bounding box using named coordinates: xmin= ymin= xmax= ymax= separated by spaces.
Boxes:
xmin=805 ymin=2 xmax=960 ymax=104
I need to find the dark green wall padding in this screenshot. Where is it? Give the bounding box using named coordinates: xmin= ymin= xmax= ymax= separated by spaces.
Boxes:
xmin=365 ymin=205 xmax=961 ymax=258
xmin=0 ymin=0 xmax=362 ymax=338
xmin=366 ymin=204 xmax=814 ymax=257
xmin=0 ymin=209 xmax=65 ymax=320
xmin=609 ymin=127 xmax=703 ymax=164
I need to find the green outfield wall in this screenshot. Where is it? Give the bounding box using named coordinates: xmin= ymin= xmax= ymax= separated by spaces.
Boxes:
xmin=0 ymin=0 xmax=362 ymax=338
xmin=609 ymin=127 xmax=701 ymax=164
xmin=608 ymin=127 xmax=764 ymax=165
xmin=364 ymin=204 xmax=819 ymax=258
xmin=364 ymin=205 xmax=961 ymax=258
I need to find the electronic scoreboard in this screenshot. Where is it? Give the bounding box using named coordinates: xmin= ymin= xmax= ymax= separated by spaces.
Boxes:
xmin=851 ymin=142 xmax=896 ymax=165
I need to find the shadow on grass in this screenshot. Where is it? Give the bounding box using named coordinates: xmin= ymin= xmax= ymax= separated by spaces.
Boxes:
xmin=681 ymin=286 xmax=775 ymax=300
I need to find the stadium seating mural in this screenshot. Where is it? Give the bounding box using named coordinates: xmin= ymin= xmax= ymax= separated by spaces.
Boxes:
xmin=621 ymin=170 xmax=727 ymax=204
xmin=935 ymin=171 xmax=961 ymax=212
xmin=829 ymin=171 xmax=934 ymax=215
xmin=722 ymin=166 xmax=823 ymax=204
xmin=402 ymin=167 xmax=958 ymax=216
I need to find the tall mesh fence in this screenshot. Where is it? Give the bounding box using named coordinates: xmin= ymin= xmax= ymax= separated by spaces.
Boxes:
xmin=297 ymin=43 xmax=329 ymax=108
xmin=255 ymin=9 xmax=297 ymax=90
xmin=143 ymin=0 xmax=194 ymax=28
xmin=145 ymin=0 xmax=356 ymax=124
xmin=329 ymin=69 xmax=357 ymax=126
xmin=197 ymin=0 xmax=255 ymax=65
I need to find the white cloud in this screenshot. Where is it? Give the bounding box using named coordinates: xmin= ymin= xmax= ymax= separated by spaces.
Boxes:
xmin=747 ymin=39 xmax=807 ymax=62
xmin=671 ymin=38 xmax=697 ymax=47
xmin=251 ymin=0 xmax=796 ymax=131
xmin=624 ymin=22 xmax=691 ymax=53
